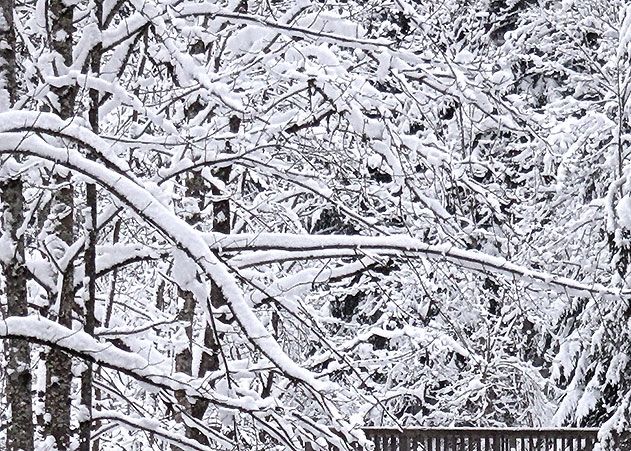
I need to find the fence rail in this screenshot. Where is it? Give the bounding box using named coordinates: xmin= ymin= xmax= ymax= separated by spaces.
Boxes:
xmin=362 ymin=428 xmax=601 ymax=451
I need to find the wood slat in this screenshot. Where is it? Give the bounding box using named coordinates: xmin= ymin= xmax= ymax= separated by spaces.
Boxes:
xmin=401 ymin=434 xmax=410 ymax=451
xmin=358 ymin=428 xmax=599 ymax=451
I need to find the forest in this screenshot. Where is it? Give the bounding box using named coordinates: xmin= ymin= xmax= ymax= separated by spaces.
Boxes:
xmin=0 ymin=0 xmax=630 ymax=449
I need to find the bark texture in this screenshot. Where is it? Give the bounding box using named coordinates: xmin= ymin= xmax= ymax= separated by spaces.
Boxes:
xmin=0 ymin=0 xmax=35 ymax=448
xmin=171 ymin=115 xmax=239 ymax=447
xmin=44 ymin=0 xmax=77 ymax=447
xmin=1 ymin=178 xmax=35 ymax=451
xmin=79 ymin=18 xmax=102 ymax=448
xmin=0 ymin=0 xmax=17 ymax=110
xmin=172 ymin=171 xmax=217 ymax=448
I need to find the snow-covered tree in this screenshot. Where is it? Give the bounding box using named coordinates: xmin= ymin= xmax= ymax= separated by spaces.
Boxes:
xmin=1 ymin=0 xmax=631 ymax=449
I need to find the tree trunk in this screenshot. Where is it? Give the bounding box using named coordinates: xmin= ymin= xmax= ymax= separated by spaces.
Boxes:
xmin=44 ymin=186 xmax=74 ymax=449
xmin=0 ymin=0 xmax=35 ymax=448
xmin=172 ymin=171 xmax=213 ymax=449
xmin=171 ymin=115 xmax=239 ymax=447
xmin=44 ymin=0 xmax=77 ymax=447
xmin=1 ymin=178 xmax=35 ymax=451
xmin=202 ymin=113 xmax=240 ymax=428
xmin=0 ymin=0 xmax=17 ymax=111
xmin=79 ymin=12 xmax=102 ymax=448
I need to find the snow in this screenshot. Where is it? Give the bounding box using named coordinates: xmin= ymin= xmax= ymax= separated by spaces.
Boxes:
xmin=0 ymin=231 xmax=16 ymax=264
xmin=0 ymin=111 xmax=131 ymax=176
xmin=0 ymin=315 xmax=271 ymax=412
xmin=171 ymin=249 xmax=210 ymax=305
xmin=226 ymin=25 xmax=270 ymax=54
xmin=376 ymin=52 xmax=391 ymax=80
xmin=348 ymin=106 xmax=365 ymax=134
xmin=0 ymin=87 xmax=8 ymax=113
xmin=616 ymin=195 xmax=631 ymax=230
xmin=3 ymin=0 xmax=631 ymax=446
xmin=618 ymin=5 xmax=631 ymax=59
xmin=95 ymin=410 xmax=234 ymax=449
xmin=208 ymin=232 xmax=631 ymax=299
xmin=0 ymin=129 xmax=332 ymax=394
xmin=175 ymin=2 xmax=393 ymax=51
xmin=605 ymin=352 xmax=629 ymax=386
xmin=0 ymin=9 xmax=8 ymax=33
xmin=248 ymin=258 xmax=373 ymax=313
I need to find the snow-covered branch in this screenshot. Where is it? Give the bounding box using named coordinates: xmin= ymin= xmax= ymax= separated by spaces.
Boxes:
xmin=215 ymin=234 xmax=629 ymax=299
xmin=0 ymin=131 xmax=331 ymax=393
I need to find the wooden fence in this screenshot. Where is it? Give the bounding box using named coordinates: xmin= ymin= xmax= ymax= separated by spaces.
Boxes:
xmin=361 ymin=428 xmax=601 ymax=451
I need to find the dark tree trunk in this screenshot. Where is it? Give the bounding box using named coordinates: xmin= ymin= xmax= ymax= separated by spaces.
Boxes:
xmin=44 ymin=187 xmax=74 ymax=449
xmin=1 ymin=178 xmax=35 ymax=451
xmin=0 ymin=0 xmax=35 ymax=448
xmin=44 ymin=0 xmax=77 ymax=447
xmin=0 ymin=0 xmax=17 ymax=109
xmin=200 ymin=113 xmax=240 ymax=429
xmin=172 ymin=171 xmax=213 ymax=449
xmin=171 ymin=115 xmax=239 ymax=448
xmin=79 ymin=10 xmax=102 ymax=448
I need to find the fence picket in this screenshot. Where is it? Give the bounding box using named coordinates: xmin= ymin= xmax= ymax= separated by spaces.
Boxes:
xmin=357 ymin=428 xmax=600 ymax=451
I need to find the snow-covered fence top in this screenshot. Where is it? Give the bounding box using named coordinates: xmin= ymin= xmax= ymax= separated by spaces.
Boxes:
xmin=329 ymin=427 xmax=607 ymax=451
xmin=365 ymin=428 xmax=598 ymax=451
xmin=364 ymin=427 xmax=599 ymax=451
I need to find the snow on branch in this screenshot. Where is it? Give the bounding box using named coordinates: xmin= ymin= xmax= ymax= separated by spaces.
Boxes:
xmin=172 ymin=2 xmax=394 ymax=51
xmin=0 ymin=111 xmax=132 ymax=179
xmin=0 ymin=316 xmax=268 ymax=413
xmin=212 ymin=233 xmax=630 ymax=299
xmin=93 ymin=410 xmax=232 ymax=450
xmin=0 ymin=130 xmax=331 ymax=394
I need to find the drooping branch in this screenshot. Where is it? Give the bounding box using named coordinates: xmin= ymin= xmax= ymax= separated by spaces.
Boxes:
xmin=92 ymin=410 xmax=230 ymax=451
xmin=216 ymin=235 xmax=630 ymax=299
xmin=173 ymin=2 xmax=394 ymax=51
xmin=0 ymin=130 xmax=332 ymax=393
xmin=0 ymin=316 xmax=273 ymax=413
xmin=2 ymin=116 xmax=623 ymax=301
